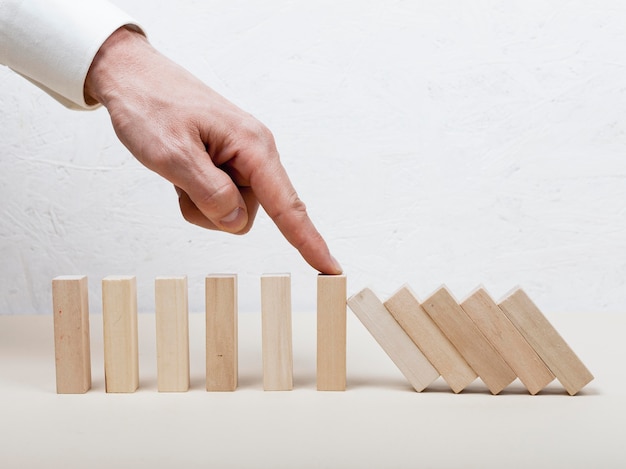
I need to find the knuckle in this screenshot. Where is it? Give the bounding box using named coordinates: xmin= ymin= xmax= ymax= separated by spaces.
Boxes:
xmin=237 ymin=117 xmax=276 ymax=152
xmin=272 ymin=192 xmax=312 ymax=249
xmin=274 ymin=191 xmax=307 ymax=220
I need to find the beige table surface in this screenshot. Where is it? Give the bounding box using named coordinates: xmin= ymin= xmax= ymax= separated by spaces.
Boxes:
xmin=0 ymin=310 xmax=624 ymax=468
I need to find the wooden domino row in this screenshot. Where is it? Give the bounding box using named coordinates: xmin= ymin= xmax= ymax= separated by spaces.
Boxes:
xmin=52 ymin=274 xmax=346 ymax=394
xmin=347 ymin=285 xmax=594 ymax=395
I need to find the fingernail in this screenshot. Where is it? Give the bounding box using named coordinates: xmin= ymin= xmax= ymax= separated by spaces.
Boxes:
xmin=220 ymin=207 xmax=246 ymax=230
xmin=330 ymin=255 xmax=343 ymax=274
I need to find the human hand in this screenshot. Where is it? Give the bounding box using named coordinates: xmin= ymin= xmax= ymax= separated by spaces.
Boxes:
xmin=84 ymin=27 xmax=341 ymax=274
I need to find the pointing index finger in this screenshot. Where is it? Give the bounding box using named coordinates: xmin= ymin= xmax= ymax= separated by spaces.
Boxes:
xmin=250 ymin=156 xmax=342 ymax=275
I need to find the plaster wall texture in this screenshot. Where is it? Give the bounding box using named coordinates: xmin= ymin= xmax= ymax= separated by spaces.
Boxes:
xmin=1 ymin=0 xmax=625 ymax=315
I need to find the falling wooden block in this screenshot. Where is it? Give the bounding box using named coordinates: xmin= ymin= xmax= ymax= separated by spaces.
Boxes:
xmin=52 ymin=275 xmax=91 ymax=394
xmin=317 ymin=274 xmax=347 ymax=391
xmin=498 ymin=288 xmax=594 ymax=396
xmin=347 ymin=288 xmax=439 ymax=392
xmin=206 ymin=274 xmax=238 ymax=392
xmin=422 ymin=287 xmax=516 ymax=395
xmin=384 ymin=285 xmax=476 ymax=393
xmin=102 ymin=275 xmax=139 ymax=393
xmin=261 ymin=274 xmax=293 ymax=391
xmin=461 ymin=287 xmax=554 ymax=395
xmin=155 ymin=276 xmax=190 ymax=392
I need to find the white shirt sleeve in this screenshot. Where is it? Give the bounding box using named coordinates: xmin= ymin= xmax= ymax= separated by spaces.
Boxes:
xmin=0 ymin=0 xmax=144 ymax=110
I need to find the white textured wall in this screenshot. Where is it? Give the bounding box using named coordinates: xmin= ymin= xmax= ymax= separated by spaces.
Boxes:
xmin=1 ymin=0 xmax=625 ymax=315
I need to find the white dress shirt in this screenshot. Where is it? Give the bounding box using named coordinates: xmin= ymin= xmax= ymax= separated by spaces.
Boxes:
xmin=0 ymin=0 xmax=143 ymax=110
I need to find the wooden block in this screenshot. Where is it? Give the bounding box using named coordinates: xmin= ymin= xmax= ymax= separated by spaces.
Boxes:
xmin=155 ymin=276 xmax=190 ymax=392
xmin=461 ymin=287 xmax=554 ymax=395
xmin=206 ymin=274 xmax=238 ymax=392
xmin=421 ymin=287 xmax=516 ymax=394
xmin=102 ymin=275 xmax=139 ymax=393
xmin=52 ymin=275 xmax=91 ymax=394
xmin=384 ymin=285 xmax=476 ymax=393
xmin=498 ymin=288 xmax=594 ymax=396
xmin=261 ymin=274 xmax=293 ymax=391
xmin=347 ymin=288 xmax=439 ymax=392
xmin=317 ymin=274 xmax=347 ymax=391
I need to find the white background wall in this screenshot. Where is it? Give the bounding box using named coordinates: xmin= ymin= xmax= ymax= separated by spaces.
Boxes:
xmin=1 ymin=0 xmax=625 ymax=315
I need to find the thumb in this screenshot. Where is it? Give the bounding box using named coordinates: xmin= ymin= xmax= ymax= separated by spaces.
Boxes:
xmin=178 ymin=158 xmax=249 ymax=233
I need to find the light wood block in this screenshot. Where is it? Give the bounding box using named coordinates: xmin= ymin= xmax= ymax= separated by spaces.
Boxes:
xmin=422 ymin=287 xmax=516 ymax=394
xmin=261 ymin=274 xmax=293 ymax=391
xmin=347 ymin=288 xmax=439 ymax=392
xmin=206 ymin=274 xmax=238 ymax=392
xmin=317 ymin=274 xmax=347 ymax=391
xmin=384 ymin=285 xmax=476 ymax=393
xmin=498 ymin=288 xmax=594 ymax=396
xmin=102 ymin=275 xmax=139 ymax=393
xmin=52 ymin=275 xmax=91 ymax=394
xmin=155 ymin=276 xmax=190 ymax=392
xmin=461 ymin=287 xmax=554 ymax=395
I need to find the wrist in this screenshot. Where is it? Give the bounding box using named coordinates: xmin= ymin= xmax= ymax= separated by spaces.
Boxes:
xmin=84 ymin=26 xmax=150 ymax=107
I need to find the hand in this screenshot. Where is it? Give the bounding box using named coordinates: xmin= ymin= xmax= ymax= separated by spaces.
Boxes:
xmin=84 ymin=27 xmax=341 ymax=274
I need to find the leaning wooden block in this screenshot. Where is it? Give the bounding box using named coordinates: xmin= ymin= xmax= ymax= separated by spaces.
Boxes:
xmin=261 ymin=274 xmax=293 ymax=391
xmin=347 ymin=288 xmax=439 ymax=392
xmin=461 ymin=287 xmax=554 ymax=395
xmin=52 ymin=275 xmax=91 ymax=394
xmin=421 ymin=287 xmax=516 ymax=395
xmin=385 ymin=285 xmax=476 ymax=393
xmin=206 ymin=274 xmax=238 ymax=392
xmin=102 ymin=275 xmax=139 ymax=393
xmin=498 ymin=288 xmax=594 ymax=396
xmin=317 ymin=274 xmax=347 ymax=391
xmin=155 ymin=276 xmax=190 ymax=392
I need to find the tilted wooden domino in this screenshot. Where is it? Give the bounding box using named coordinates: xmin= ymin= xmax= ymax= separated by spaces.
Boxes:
xmin=498 ymin=288 xmax=594 ymax=396
xmin=206 ymin=274 xmax=238 ymax=392
xmin=461 ymin=287 xmax=554 ymax=395
xmin=102 ymin=275 xmax=139 ymax=393
xmin=384 ymin=285 xmax=476 ymax=393
xmin=155 ymin=276 xmax=190 ymax=392
xmin=52 ymin=275 xmax=91 ymax=394
xmin=317 ymin=274 xmax=347 ymax=391
xmin=347 ymin=288 xmax=439 ymax=392
xmin=261 ymin=274 xmax=293 ymax=391
xmin=421 ymin=287 xmax=516 ymax=395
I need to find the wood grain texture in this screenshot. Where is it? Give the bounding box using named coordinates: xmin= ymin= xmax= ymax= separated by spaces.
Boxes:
xmin=102 ymin=275 xmax=139 ymax=393
xmin=317 ymin=274 xmax=347 ymax=391
xmin=347 ymin=288 xmax=439 ymax=392
xmin=261 ymin=274 xmax=293 ymax=391
xmin=422 ymin=287 xmax=516 ymax=395
xmin=52 ymin=275 xmax=91 ymax=394
xmin=155 ymin=276 xmax=190 ymax=392
xmin=498 ymin=288 xmax=594 ymax=396
xmin=206 ymin=274 xmax=238 ymax=392
xmin=461 ymin=287 xmax=554 ymax=395
xmin=385 ymin=285 xmax=476 ymax=393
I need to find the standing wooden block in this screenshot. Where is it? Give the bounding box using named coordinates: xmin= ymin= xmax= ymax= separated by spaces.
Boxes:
xmin=102 ymin=275 xmax=139 ymax=393
xmin=421 ymin=287 xmax=516 ymax=395
xmin=384 ymin=285 xmax=476 ymax=393
xmin=52 ymin=275 xmax=91 ymax=394
xmin=498 ymin=288 xmax=594 ymax=396
xmin=155 ymin=276 xmax=190 ymax=392
xmin=261 ymin=274 xmax=293 ymax=391
xmin=347 ymin=288 xmax=439 ymax=392
xmin=461 ymin=287 xmax=554 ymax=395
xmin=317 ymin=274 xmax=347 ymax=391
xmin=206 ymin=274 xmax=238 ymax=392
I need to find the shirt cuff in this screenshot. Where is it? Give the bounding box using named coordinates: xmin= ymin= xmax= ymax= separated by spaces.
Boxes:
xmin=0 ymin=0 xmax=145 ymax=110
